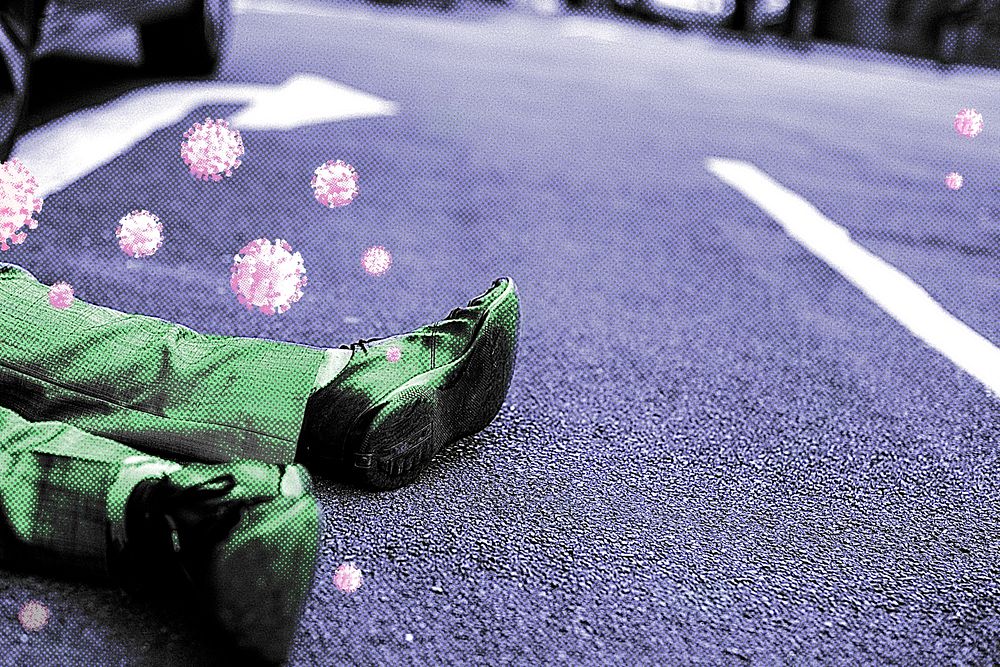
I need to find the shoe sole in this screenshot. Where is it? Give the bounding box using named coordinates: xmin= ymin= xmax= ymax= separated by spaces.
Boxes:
xmin=349 ymin=277 xmax=520 ymax=490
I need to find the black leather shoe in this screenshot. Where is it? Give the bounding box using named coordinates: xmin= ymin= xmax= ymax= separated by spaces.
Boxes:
xmin=117 ymin=462 xmax=322 ymax=665
xmin=300 ymin=277 xmax=521 ymax=490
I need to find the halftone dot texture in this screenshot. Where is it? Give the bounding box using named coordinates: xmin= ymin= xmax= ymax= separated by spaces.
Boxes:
xmin=47 ymin=281 xmax=74 ymax=309
xmin=3 ymin=0 xmax=1000 ymax=665
xmin=386 ymin=345 xmax=402 ymax=362
xmin=0 ymin=264 xmax=324 ymax=464
xmin=0 ymin=158 xmax=42 ymax=251
xmin=311 ymin=159 xmax=360 ymax=207
xmin=944 ymin=171 xmax=963 ymax=190
xmin=361 ymin=245 xmax=392 ymax=276
xmin=18 ymin=601 xmax=50 ymax=631
xmin=230 ymin=238 xmax=308 ymax=315
xmin=333 ymin=562 xmax=363 ymax=593
xmin=115 ymin=210 xmax=164 ymax=258
xmin=172 ymin=462 xmax=322 ymax=664
xmin=953 ymin=107 xmax=984 ymax=137
xmin=180 ymin=117 xmax=245 ymax=181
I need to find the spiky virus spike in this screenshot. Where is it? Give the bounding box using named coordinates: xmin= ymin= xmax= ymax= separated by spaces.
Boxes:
xmin=48 ymin=281 xmax=75 ymax=309
xmin=181 ymin=117 xmax=245 ymax=182
xmin=954 ymin=108 xmax=984 ymax=138
xmin=0 ymin=158 xmax=43 ymax=251
xmin=311 ymin=159 xmax=359 ymax=208
xmin=944 ymin=172 xmax=963 ymax=190
xmin=116 ymin=209 xmax=164 ymax=258
xmin=229 ymin=238 xmax=307 ymax=316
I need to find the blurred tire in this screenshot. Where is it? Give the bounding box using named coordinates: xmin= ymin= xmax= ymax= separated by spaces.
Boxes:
xmin=140 ymin=0 xmax=230 ymax=77
xmin=0 ymin=0 xmax=42 ymax=162
xmin=785 ymin=0 xmax=818 ymax=39
xmin=0 ymin=42 xmax=24 ymax=163
xmin=740 ymin=0 xmax=768 ymax=31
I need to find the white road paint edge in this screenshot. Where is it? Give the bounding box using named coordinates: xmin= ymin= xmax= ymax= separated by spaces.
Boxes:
xmin=706 ymin=157 xmax=1000 ymax=398
xmin=13 ymin=74 xmax=397 ymax=198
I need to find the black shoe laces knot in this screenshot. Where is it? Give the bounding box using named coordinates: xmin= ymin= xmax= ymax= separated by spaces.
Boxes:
xmin=340 ymin=338 xmax=378 ymax=354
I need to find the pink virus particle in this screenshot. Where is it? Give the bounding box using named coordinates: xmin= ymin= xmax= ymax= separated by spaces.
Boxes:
xmin=48 ymin=281 xmax=74 ymax=309
xmin=333 ymin=562 xmax=363 ymax=594
xmin=116 ymin=209 xmax=164 ymax=258
xmin=311 ymin=160 xmax=359 ymax=208
xmin=945 ymin=172 xmax=964 ymax=190
xmin=386 ymin=345 xmax=401 ymax=363
xmin=0 ymin=158 xmax=43 ymax=251
xmin=18 ymin=600 xmax=50 ymax=632
xmin=361 ymin=245 xmax=392 ymax=276
xmin=954 ymin=108 xmax=984 ymax=138
xmin=180 ymin=117 xmax=245 ymax=182
xmin=230 ymin=238 xmax=307 ymax=315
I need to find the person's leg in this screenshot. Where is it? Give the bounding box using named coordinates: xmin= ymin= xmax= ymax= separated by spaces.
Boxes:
xmin=0 ymin=262 xmax=522 ymax=489
xmin=0 ymin=402 xmax=321 ymax=664
xmin=0 ymin=262 xmax=327 ymax=465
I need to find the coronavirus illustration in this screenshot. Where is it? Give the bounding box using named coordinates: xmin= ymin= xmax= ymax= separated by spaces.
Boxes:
xmin=386 ymin=345 xmax=401 ymax=362
xmin=230 ymin=238 xmax=307 ymax=315
xmin=361 ymin=245 xmax=392 ymax=276
xmin=0 ymin=158 xmax=43 ymax=251
xmin=116 ymin=210 xmax=164 ymax=258
xmin=181 ymin=117 xmax=245 ymax=181
xmin=18 ymin=600 xmax=50 ymax=632
xmin=954 ymin=108 xmax=983 ymax=138
xmin=48 ymin=281 xmax=75 ymax=309
xmin=311 ymin=159 xmax=359 ymax=207
xmin=333 ymin=562 xmax=363 ymax=593
xmin=944 ymin=172 xmax=963 ymax=190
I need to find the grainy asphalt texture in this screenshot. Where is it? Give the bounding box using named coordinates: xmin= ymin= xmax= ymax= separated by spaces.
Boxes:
xmin=1 ymin=0 xmax=998 ymax=664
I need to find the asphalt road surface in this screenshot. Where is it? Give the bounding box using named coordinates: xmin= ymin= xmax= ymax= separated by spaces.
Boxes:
xmin=1 ymin=0 xmax=998 ymax=664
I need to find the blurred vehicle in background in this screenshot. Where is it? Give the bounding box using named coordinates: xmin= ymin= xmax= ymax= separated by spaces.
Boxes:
xmin=0 ymin=0 xmax=230 ymax=160
xmin=608 ymin=0 xmax=818 ymax=38
xmin=39 ymin=0 xmax=230 ymax=75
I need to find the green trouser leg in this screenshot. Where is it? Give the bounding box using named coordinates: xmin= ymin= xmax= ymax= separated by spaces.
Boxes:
xmin=0 ymin=263 xmax=325 ymax=465
xmin=0 ymin=403 xmax=178 ymax=579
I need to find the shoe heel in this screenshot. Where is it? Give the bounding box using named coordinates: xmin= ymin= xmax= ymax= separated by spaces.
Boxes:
xmin=447 ymin=285 xmax=520 ymax=439
xmin=354 ymin=385 xmax=443 ymax=490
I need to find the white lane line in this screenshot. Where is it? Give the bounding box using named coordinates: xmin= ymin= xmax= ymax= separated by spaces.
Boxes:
xmin=13 ymin=74 xmax=397 ymax=198
xmin=706 ymin=157 xmax=1000 ymax=397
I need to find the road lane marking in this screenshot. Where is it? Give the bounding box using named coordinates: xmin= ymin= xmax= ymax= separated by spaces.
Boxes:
xmin=13 ymin=74 xmax=398 ymax=198
xmin=706 ymin=157 xmax=1000 ymax=398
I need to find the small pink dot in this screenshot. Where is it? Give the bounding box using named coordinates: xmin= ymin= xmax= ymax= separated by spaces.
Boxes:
xmin=954 ymin=108 xmax=984 ymax=138
xmin=334 ymin=562 xmax=363 ymax=593
xmin=18 ymin=600 xmax=50 ymax=632
xmin=48 ymin=281 xmax=74 ymax=309
xmin=361 ymin=245 xmax=392 ymax=276
xmin=386 ymin=346 xmax=401 ymax=363
xmin=944 ymin=172 xmax=963 ymax=190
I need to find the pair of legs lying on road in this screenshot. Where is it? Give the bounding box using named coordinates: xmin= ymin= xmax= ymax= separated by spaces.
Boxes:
xmin=0 ymin=263 xmax=520 ymax=664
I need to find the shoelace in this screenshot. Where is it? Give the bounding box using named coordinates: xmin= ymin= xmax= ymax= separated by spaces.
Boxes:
xmin=339 ymin=338 xmax=379 ymax=354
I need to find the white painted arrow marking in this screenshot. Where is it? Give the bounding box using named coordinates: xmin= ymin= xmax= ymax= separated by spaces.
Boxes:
xmin=707 ymin=157 xmax=1000 ymax=399
xmin=12 ymin=73 xmax=398 ymax=198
